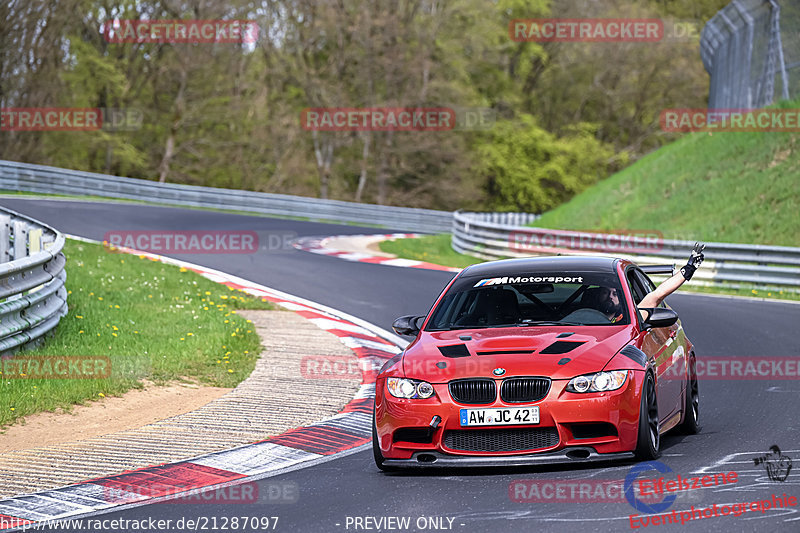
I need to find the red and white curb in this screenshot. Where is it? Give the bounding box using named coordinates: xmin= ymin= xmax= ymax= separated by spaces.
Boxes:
xmin=0 ymin=238 xmax=406 ymax=530
xmin=293 ymin=234 xmax=461 ymax=273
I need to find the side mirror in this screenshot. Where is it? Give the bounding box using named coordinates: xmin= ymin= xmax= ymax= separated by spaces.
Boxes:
xmin=392 ymin=315 xmax=424 ymax=336
xmin=640 ymin=307 xmax=679 ymax=329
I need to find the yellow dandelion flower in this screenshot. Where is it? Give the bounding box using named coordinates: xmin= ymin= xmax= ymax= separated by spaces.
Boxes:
xmin=98 ymin=297 xmax=103 ymax=301
xmin=205 ymin=291 xmax=211 ymax=295
xmin=180 ymin=337 xmax=185 ymax=341
xmin=180 ymin=267 xmax=187 ymax=272
xmin=79 ymin=330 xmax=84 ymax=334
xmin=187 ymin=332 xmax=194 ymax=336
xmin=76 ymin=315 xmax=84 ymax=319
xmin=98 ymin=393 xmax=105 ymax=398
xmin=112 ymin=333 xmax=118 ymax=337
xmin=227 ymin=369 xmax=233 ymax=373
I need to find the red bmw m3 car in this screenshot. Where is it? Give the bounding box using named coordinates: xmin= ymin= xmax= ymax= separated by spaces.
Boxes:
xmin=373 ymin=256 xmax=700 ymax=469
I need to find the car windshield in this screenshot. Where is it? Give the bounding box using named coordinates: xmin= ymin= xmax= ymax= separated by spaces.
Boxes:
xmin=425 ymin=272 xmax=629 ymax=330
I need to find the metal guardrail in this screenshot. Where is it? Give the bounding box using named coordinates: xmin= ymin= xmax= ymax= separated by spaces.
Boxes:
xmin=1 ymin=160 xmax=796 ymax=292
xmin=0 ymin=207 xmax=67 ymax=353
xmin=452 ymin=211 xmax=800 ymax=292
xmin=0 ymin=160 xmax=453 ymax=234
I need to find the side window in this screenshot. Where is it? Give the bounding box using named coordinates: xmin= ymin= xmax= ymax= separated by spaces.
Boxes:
xmin=635 ymin=270 xmax=666 ymax=307
xmin=626 ymin=269 xmax=647 ymax=305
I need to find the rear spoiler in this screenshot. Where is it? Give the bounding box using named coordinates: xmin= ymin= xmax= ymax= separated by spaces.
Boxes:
xmin=640 ymin=264 xmax=675 ymax=276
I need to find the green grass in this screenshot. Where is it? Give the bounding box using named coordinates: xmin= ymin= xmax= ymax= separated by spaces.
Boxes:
xmin=0 ymin=238 xmax=274 ymax=429
xmin=379 ymin=233 xmax=482 ymax=269
xmin=530 ymin=100 xmax=800 ymax=247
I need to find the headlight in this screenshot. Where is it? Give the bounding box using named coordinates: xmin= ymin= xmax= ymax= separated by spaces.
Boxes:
xmin=387 ymin=377 xmax=435 ymax=399
xmin=566 ymin=371 xmax=629 ymax=393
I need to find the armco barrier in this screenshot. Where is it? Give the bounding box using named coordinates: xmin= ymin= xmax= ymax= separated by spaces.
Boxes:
xmin=1 ymin=160 xmax=796 ymax=292
xmin=0 ymin=160 xmax=452 ymax=234
xmin=452 ymin=211 xmax=800 ymax=292
xmin=0 ymin=206 xmax=67 ymax=353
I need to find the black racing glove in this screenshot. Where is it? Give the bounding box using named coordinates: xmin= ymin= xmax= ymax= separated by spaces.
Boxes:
xmin=680 ymin=242 xmax=705 ymax=281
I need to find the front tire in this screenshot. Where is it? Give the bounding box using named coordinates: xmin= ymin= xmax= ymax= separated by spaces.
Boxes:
xmin=373 ymin=408 xmax=397 ymax=472
xmin=678 ymin=353 xmax=700 ymax=434
xmin=634 ymin=372 xmax=660 ymax=460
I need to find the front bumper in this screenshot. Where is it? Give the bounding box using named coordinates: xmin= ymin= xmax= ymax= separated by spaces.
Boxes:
xmin=375 ymin=370 xmax=645 ymax=464
xmin=382 ymin=447 xmax=636 ymax=468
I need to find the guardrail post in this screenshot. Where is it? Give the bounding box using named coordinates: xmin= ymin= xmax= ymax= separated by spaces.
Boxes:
xmin=0 ymin=215 xmax=10 ymax=263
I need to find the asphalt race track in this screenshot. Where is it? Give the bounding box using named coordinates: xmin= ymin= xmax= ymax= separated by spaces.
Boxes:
xmin=5 ymin=198 xmax=800 ymax=533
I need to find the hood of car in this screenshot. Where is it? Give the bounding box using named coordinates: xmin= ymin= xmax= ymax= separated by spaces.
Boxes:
xmin=402 ymin=326 xmax=634 ymax=382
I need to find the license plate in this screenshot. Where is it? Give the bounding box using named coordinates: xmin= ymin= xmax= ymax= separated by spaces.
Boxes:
xmin=459 ymin=406 xmax=539 ymax=426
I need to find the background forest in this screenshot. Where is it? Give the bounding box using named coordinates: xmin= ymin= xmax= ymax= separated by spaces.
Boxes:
xmin=0 ymin=0 xmax=730 ymax=212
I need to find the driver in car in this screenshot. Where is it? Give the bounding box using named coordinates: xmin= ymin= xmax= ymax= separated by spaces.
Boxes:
xmin=598 ymin=242 xmax=706 ymax=321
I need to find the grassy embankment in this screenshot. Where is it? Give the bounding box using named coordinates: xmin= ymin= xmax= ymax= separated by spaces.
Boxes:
xmin=381 ymin=99 xmax=800 ymax=300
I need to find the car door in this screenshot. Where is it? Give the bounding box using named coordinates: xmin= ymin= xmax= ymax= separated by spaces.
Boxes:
xmin=625 ymin=268 xmax=681 ymax=423
xmin=635 ymin=269 xmax=685 ymax=419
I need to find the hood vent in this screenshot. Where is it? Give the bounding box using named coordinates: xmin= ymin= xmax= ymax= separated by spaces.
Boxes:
xmin=557 ymin=332 xmax=575 ymax=338
xmin=438 ymin=344 xmax=471 ymax=358
xmin=620 ymin=345 xmax=646 ymax=367
xmin=540 ymin=341 xmax=585 ymax=355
